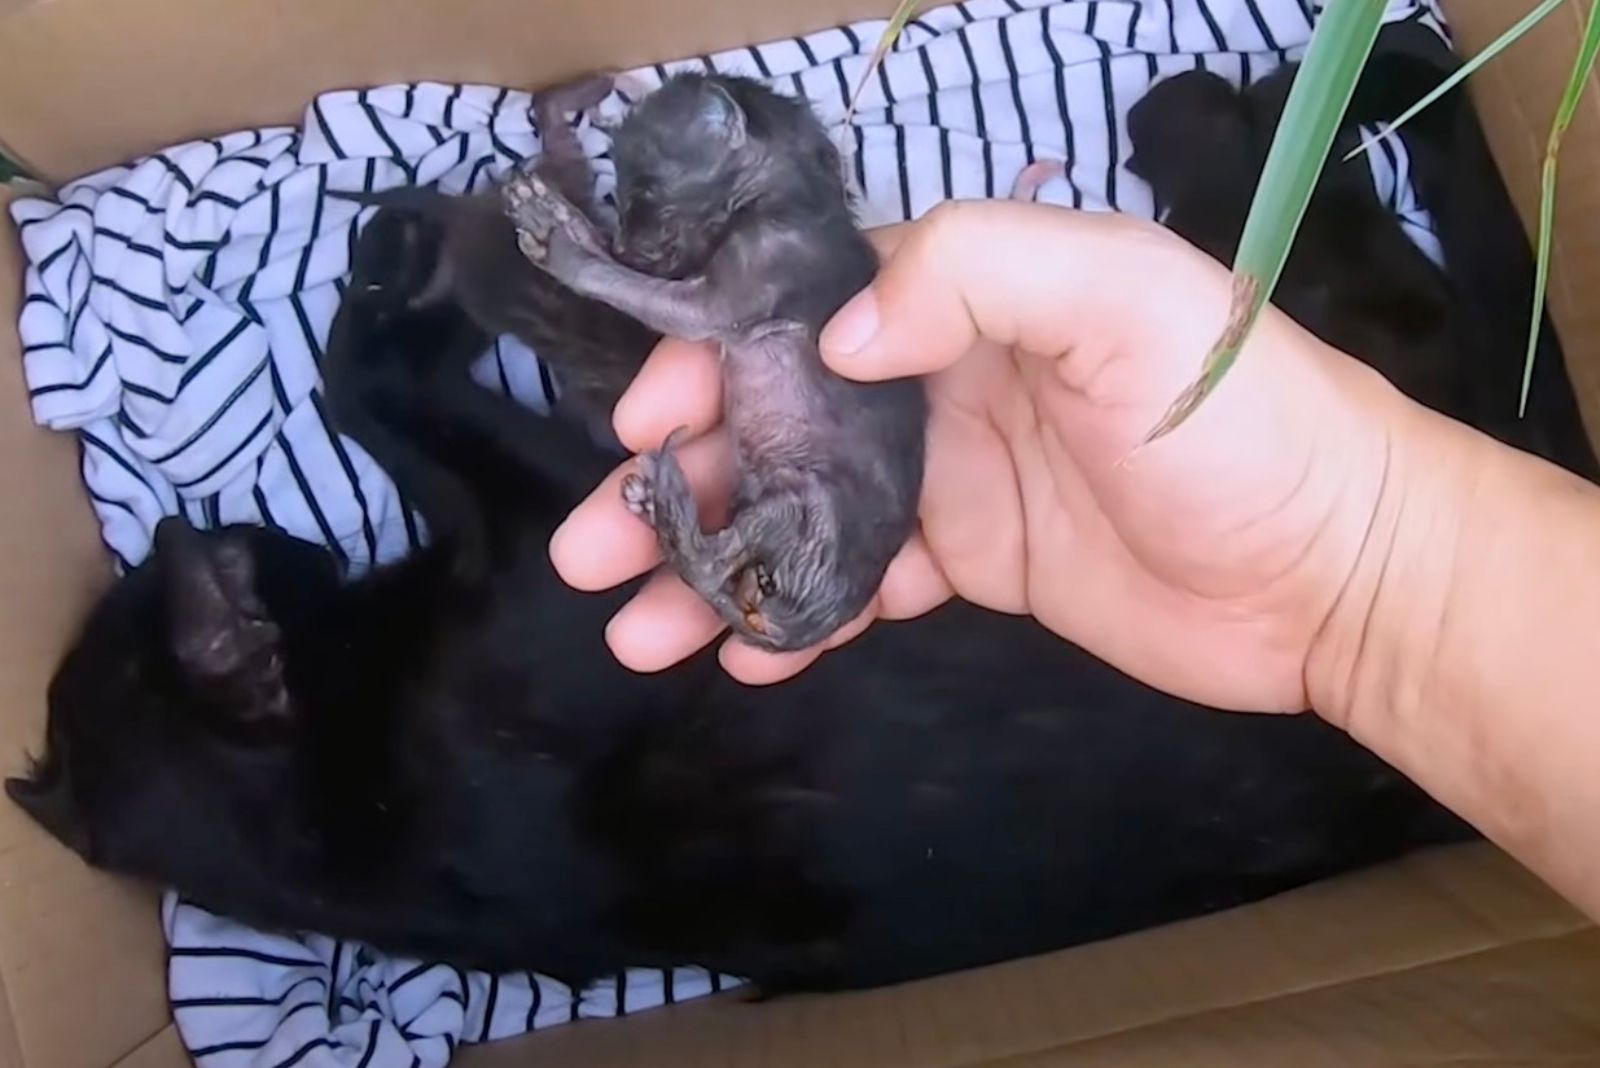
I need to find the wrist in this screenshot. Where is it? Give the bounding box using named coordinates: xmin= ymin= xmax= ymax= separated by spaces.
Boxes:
xmin=1307 ymin=392 xmax=1600 ymax=912
xmin=1303 ymin=396 xmax=1481 ymax=742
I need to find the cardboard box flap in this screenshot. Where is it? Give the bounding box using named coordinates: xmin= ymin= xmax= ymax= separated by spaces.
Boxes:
xmin=1448 ymin=0 xmax=1600 ymax=443
xmin=0 ymin=188 xmax=168 ymax=1068
xmin=1023 ymin=930 xmax=1600 ymax=1067
xmin=107 ymin=1027 xmax=186 ymax=1068
xmin=456 ymin=845 xmax=1594 ymax=1068
xmin=0 ymin=0 xmax=893 ymax=186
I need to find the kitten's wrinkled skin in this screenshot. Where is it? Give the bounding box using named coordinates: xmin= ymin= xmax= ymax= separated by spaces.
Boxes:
xmin=1127 ymin=20 xmax=1598 ymax=481
xmin=328 ymin=72 xmax=660 ymax=450
xmin=6 ymin=206 xmax=1472 ymax=995
xmin=503 ymin=74 xmax=928 ymax=653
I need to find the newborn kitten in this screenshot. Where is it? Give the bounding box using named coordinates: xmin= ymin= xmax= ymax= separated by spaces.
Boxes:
xmin=502 ymin=74 xmax=928 ymax=652
xmin=329 ymin=72 xmax=660 ymax=448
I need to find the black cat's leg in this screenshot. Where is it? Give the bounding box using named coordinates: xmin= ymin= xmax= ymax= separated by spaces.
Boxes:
xmin=325 ymin=370 xmax=493 ymax=578
xmin=427 ymin=370 xmax=624 ymax=503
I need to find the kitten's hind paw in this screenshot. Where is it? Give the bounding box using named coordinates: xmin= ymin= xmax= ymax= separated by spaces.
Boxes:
xmin=621 ymin=469 xmax=656 ymax=523
xmin=621 ymin=427 xmax=695 ymax=540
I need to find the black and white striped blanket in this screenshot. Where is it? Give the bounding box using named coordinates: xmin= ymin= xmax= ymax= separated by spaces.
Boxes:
xmin=11 ymin=0 xmax=1446 ymax=1064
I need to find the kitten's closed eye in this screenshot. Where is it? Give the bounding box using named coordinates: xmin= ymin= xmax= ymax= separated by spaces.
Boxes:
xmin=734 ymin=564 xmax=778 ymax=635
xmin=754 ymin=564 xmax=778 ymax=598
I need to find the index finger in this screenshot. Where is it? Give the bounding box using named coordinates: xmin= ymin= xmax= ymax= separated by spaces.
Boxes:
xmin=613 ymin=337 xmax=724 ymax=453
xmin=864 ymin=221 xmax=912 ymax=258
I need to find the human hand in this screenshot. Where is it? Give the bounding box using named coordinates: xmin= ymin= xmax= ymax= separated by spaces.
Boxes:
xmin=550 ymin=200 xmax=1405 ymax=712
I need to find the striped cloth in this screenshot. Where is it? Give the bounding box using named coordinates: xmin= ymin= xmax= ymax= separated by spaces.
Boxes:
xmin=163 ymin=899 xmax=740 ymax=1067
xmin=10 ymin=0 xmax=1447 ymax=1064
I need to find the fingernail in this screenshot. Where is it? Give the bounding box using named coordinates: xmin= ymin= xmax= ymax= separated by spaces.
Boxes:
xmin=820 ymin=289 xmax=880 ymax=360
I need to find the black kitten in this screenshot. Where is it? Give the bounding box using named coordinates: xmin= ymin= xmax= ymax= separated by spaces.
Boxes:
xmin=1127 ymin=20 xmax=1598 ymax=480
xmin=8 ymin=207 xmax=1469 ymax=996
xmin=503 ymin=74 xmax=928 ymax=653
xmin=1128 ymin=61 xmax=1465 ymax=422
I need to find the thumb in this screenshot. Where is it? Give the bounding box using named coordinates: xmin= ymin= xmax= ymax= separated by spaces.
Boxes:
xmin=820 ymin=200 xmax=1224 ymax=386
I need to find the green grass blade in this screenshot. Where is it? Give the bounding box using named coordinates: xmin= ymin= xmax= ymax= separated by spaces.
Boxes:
xmin=1144 ymin=0 xmax=1389 ymax=444
xmin=1525 ymin=156 xmax=1560 ymax=416
xmin=1521 ymin=0 xmax=1600 ymax=416
xmin=844 ymin=0 xmax=923 ymax=127
xmin=1345 ymin=0 xmax=1569 ymax=163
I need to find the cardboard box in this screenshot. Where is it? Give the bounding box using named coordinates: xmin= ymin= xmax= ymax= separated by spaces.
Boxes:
xmin=0 ymin=0 xmax=1597 ymax=1064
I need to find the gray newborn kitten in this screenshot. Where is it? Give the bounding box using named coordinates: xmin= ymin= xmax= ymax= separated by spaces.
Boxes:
xmin=329 ymin=73 xmax=660 ymax=449
xmin=502 ymin=73 xmax=928 ymax=652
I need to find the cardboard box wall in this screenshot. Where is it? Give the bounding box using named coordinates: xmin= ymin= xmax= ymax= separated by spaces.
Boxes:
xmin=0 ymin=0 xmax=1597 ymax=1064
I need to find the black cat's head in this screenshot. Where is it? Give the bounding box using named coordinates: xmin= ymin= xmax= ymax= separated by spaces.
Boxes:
xmin=610 ymin=73 xmax=848 ymax=277
xmin=1127 ymin=70 xmax=1255 ymax=211
xmin=7 ymin=517 xmax=338 ymax=869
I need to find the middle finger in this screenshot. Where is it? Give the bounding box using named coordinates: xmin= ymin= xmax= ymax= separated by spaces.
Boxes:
xmin=613 ymin=337 xmax=724 ymax=453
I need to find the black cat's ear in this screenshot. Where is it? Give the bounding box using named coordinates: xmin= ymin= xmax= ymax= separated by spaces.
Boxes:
xmin=697 ymin=81 xmax=748 ymax=149
xmin=6 ymin=765 xmax=90 ymax=855
xmin=154 ymin=517 xmax=290 ymax=724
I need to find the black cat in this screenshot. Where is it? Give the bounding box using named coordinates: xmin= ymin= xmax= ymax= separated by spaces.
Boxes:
xmin=7 ymin=204 xmax=1471 ymax=995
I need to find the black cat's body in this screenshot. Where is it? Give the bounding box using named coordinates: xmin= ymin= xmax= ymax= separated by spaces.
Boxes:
xmin=10 ymin=206 xmax=1470 ymax=995
xmin=1127 ymin=20 xmax=1599 ymax=481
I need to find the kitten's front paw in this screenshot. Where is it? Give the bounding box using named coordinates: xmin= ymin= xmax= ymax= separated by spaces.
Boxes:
xmin=501 ymin=172 xmax=604 ymax=274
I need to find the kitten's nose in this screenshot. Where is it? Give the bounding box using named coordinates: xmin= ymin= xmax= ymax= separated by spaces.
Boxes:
xmin=614 ymin=234 xmax=662 ymax=271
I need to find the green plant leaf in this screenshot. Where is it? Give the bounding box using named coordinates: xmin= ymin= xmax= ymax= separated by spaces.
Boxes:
xmin=1143 ymin=0 xmax=1389 ymax=444
xmin=844 ymin=0 xmax=923 ymax=127
xmin=1522 ymin=0 xmax=1600 ymax=415
xmin=0 ymin=151 xmax=27 ymax=185
xmin=1345 ymin=0 xmax=1569 ymax=162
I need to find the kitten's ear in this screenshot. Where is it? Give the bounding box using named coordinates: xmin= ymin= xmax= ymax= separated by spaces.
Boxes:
xmin=697 ymin=81 xmax=748 ymax=149
xmin=7 ymin=765 xmax=90 ymax=855
xmin=154 ymin=517 xmax=290 ymax=724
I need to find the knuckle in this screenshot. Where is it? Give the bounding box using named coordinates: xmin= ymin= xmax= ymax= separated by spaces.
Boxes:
xmin=919 ymin=198 xmax=979 ymax=246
